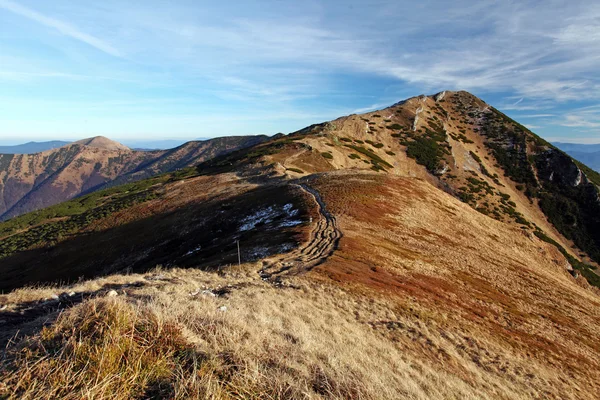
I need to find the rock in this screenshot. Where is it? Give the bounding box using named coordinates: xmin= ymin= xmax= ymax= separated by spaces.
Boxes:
xmin=565 ymin=261 xmax=573 ymax=272
xmin=0 ymin=305 xmax=7 ymax=311
xmin=202 ymin=290 xmax=217 ymax=297
xmin=68 ymin=291 xmax=76 ymax=297
xmin=106 ymin=290 xmax=118 ymax=297
xmin=218 ymin=306 xmax=228 ymax=312
xmin=50 ymin=294 xmax=60 ymax=300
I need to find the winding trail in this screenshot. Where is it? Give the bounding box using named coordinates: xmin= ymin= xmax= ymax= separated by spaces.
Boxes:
xmin=260 ymin=183 xmax=342 ymax=280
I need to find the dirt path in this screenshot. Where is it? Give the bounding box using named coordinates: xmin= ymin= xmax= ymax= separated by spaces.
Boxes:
xmin=259 ymin=183 xmax=342 ymax=280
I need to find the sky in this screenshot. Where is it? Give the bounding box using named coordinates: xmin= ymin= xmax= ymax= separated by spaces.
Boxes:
xmin=0 ymin=0 xmax=599 ymax=145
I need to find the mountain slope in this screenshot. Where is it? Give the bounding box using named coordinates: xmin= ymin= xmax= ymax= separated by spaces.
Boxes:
xmin=0 ymin=135 xmax=269 ymax=220
xmin=201 ymin=92 xmax=600 ymax=275
xmin=1 ymin=91 xmax=600 ymax=399
xmin=1 ymin=171 xmax=599 ymax=399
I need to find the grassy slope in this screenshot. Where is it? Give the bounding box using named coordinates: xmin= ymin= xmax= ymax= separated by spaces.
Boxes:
xmin=2 ymin=173 xmax=600 ymax=399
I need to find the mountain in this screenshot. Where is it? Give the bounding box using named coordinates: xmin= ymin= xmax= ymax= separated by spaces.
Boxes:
xmin=553 ymin=142 xmax=600 ymax=153
xmin=120 ymin=138 xmax=211 ymax=150
xmin=1 ymin=91 xmax=600 ymax=399
xmin=562 ymin=150 xmax=600 ymax=172
xmin=552 ymin=143 xmax=600 ymax=172
xmin=0 ymin=140 xmax=71 ymax=154
xmin=0 ymin=135 xmax=269 ymax=220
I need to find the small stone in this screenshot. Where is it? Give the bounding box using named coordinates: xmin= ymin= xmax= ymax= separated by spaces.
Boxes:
xmin=106 ymin=290 xmax=118 ymax=297
xmin=68 ymin=291 xmax=76 ymax=297
xmin=218 ymin=306 xmax=227 ymax=312
xmin=202 ymin=290 xmax=217 ymax=297
xmin=50 ymin=294 xmax=60 ymax=300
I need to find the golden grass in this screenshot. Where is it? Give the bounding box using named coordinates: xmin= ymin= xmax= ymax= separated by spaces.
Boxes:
xmin=1 ymin=267 xmax=501 ymax=400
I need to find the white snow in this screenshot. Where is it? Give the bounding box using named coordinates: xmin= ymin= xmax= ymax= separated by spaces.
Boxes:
xmin=283 ymin=203 xmax=299 ymax=217
xmin=239 ymin=206 xmax=277 ymax=231
xmin=574 ymin=169 xmax=582 ymax=186
xmin=279 ymin=219 xmax=303 ymax=227
xmin=185 ymin=245 xmax=202 ymax=256
xmin=239 ymin=204 xmax=302 ymax=232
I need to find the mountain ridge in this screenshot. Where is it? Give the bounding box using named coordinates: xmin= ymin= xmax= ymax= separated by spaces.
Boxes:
xmin=1 ymin=90 xmax=600 ymax=399
xmin=0 ymin=135 xmax=269 ymax=220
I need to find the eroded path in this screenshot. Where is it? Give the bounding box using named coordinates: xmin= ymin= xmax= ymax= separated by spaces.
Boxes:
xmin=260 ymin=183 xmax=342 ymax=280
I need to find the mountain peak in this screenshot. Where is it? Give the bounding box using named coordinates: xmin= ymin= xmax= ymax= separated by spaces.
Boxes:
xmin=74 ymin=136 xmax=130 ymax=151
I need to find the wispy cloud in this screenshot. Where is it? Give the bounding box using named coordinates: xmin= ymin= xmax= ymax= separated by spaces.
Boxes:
xmin=0 ymin=0 xmax=121 ymax=57
xmin=1 ymin=0 xmax=600 ymax=140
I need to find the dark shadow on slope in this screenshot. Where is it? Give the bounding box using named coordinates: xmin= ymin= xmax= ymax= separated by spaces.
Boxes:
xmin=0 ymin=184 xmax=311 ymax=293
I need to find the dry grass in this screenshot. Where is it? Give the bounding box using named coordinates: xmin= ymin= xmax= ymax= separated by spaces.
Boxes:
xmin=1 ymin=267 xmax=489 ymax=400
xmin=2 ymin=172 xmax=600 ymax=399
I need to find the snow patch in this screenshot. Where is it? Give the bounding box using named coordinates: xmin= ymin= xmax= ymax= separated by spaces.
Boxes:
xmin=185 ymin=245 xmax=202 ymax=256
xmin=574 ymin=169 xmax=582 ymax=186
xmin=283 ymin=203 xmax=299 ymax=217
xmin=239 ymin=206 xmax=277 ymax=231
xmin=239 ymin=203 xmax=302 ymax=232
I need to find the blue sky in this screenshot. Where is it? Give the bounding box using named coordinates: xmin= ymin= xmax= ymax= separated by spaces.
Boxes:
xmin=0 ymin=0 xmax=599 ymax=144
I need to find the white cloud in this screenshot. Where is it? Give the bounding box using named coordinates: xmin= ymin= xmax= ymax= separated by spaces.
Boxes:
xmin=0 ymin=0 xmax=121 ymax=57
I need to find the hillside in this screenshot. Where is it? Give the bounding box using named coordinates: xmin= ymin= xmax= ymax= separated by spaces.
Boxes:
xmin=0 ymin=135 xmax=268 ymax=220
xmin=1 ymin=91 xmax=600 ymax=399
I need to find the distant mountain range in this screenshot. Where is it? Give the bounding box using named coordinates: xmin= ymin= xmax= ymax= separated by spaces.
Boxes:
xmin=0 ymin=138 xmax=213 ymax=153
xmin=0 ymin=141 xmax=72 ymax=154
xmin=0 ymin=135 xmax=268 ymax=220
xmin=553 ymin=142 xmax=600 ymax=172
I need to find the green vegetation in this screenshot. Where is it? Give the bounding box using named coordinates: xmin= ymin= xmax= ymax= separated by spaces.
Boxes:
xmin=0 ymin=169 xmax=198 ymax=260
xmin=386 ymin=124 xmax=404 ymax=130
xmin=402 ymin=120 xmax=450 ymax=173
xmin=343 ymin=145 xmax=392 ymax=169
xmin=348 ymin=154 xmax=361 ymax=160
xmin=469 ymin=151 xmax=481 ymax=163
xmin=534 ymin=231 xmax=600 ymax=288
xmin=286 ymin=167 xmax=304 ymax=174
xmin=449 ymin=132 xmax=474 ymax=144
xmin=321 ymin=152 xmax=334 ymax=160
xmin=365 ymin=140 xmax=384 ymax=149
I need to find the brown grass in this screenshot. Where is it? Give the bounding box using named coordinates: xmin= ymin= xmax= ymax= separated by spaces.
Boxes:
xmin=1 ymin=267 xmax=490 ymax=400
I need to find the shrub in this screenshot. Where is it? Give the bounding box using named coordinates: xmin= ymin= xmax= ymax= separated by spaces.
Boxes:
xmin=343 ymin=145 xmax=393 ymax=169
xmin=321 ymin=152 xmax=334 ymax=160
